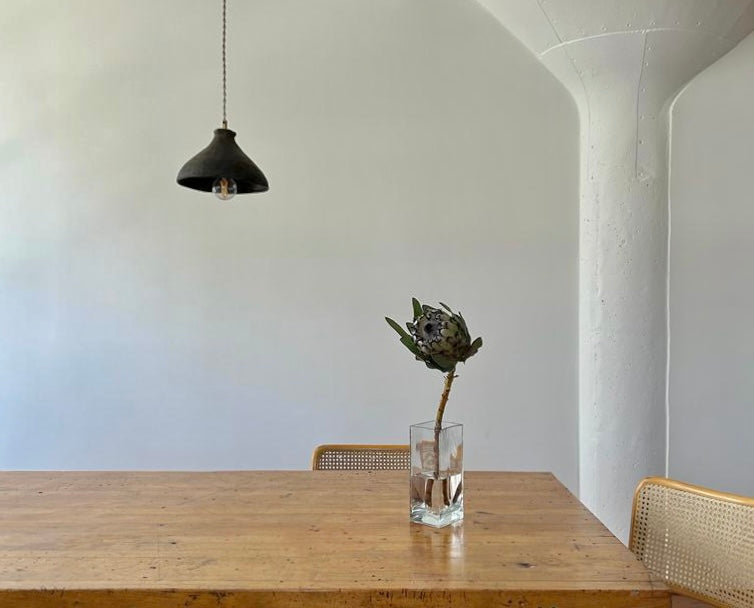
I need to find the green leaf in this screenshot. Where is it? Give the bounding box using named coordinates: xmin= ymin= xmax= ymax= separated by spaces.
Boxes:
xmin=412 ymin=297 xmax=423 ymax=320
xmin=439 ymin=302 xmax=453 ymax=313
xmin=385 ymin=317 xmax=412 ymax=341
xmin=454 ymin=311 xmax=469 ymax=337
xmin=464 ymin=336 xmax=483 ymax=359
xmin=400 ymin=336 xmax=421 ymax=357
xmin=430 ymin=354 xmax=457 ymax=372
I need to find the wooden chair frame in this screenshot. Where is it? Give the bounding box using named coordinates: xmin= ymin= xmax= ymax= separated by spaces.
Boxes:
xmin=311 ymin=444 xmax=409 ymax=471
xmin=629 ymin=476 xmax=754 ymax=608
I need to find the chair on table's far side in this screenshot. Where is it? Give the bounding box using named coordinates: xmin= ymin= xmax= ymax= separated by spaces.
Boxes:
xmin=311 ymin=444 xmax=409 ymax=471
xmin=629 ymin=477 xmax=754 ymax=608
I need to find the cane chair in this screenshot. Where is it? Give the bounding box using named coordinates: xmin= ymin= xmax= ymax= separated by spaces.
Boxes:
xmin=629 ymin=477 xmax=754 ymax=608
xmin=311 ymin=444 xmax=410 ymax=471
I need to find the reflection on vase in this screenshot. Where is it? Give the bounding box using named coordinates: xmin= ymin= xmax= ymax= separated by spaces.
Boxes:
xmin=410 ymin=421 xmax=463 ymax=527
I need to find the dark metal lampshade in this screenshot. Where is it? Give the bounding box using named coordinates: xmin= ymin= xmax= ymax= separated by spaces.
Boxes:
xmin=176 ymin=128 xmax=269 ymax=193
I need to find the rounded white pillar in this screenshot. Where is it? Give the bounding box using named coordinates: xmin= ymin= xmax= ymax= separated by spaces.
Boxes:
xmin=476 ymin=0 xmax=754 ymax=541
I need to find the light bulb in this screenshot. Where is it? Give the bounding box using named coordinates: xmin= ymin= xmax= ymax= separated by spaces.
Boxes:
xmin=212 ymin=177 xmax=237 ymax=201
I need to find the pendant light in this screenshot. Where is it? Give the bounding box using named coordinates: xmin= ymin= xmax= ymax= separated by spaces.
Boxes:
xmin=177 ymin=0 xmax=268 ymax=199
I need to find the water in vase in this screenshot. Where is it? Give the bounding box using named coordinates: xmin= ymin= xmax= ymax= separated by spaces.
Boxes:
xmin=409 ymin=421 xmax=464 ymax=527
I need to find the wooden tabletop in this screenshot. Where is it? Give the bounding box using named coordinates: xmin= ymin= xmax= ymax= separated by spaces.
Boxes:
xmin=0 ymin=471 xmax=668 ymax=607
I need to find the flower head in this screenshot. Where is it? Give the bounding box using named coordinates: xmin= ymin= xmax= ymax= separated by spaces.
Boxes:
xmin=386 ymin=298 xmax=482 ymax=372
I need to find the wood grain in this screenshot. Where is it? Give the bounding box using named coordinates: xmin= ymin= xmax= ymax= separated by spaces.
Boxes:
xmin=0 ymin=471 xmax=669 ymax=607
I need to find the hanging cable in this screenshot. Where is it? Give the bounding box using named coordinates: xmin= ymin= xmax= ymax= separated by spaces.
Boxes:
xmin=222 ymin=0 xmax=228 ymax=129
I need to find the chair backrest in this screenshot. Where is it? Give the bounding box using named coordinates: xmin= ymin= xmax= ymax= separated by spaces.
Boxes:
xmin=629 ymin=477 xmax=754 ymax=608
xmin=311 ymin=444 xmax=410 ymax=471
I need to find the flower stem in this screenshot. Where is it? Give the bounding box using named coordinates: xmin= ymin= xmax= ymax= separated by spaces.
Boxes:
xmin=433 ymin=368 xmax=457 ymax=480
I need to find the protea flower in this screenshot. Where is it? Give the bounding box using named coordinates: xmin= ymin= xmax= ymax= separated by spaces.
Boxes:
xmin=386 ymin=298 xmax=483 ymax=481
xmin=386 ymin=298 xmax=482 ymax=373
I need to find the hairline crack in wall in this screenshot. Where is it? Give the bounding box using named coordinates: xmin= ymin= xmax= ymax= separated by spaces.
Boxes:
xmin=476 ymin=0 xmax=754 ymax=542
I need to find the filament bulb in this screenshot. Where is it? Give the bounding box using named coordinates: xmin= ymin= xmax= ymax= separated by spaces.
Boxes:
xmin=212 ymin=177 xmax=237 ymax=201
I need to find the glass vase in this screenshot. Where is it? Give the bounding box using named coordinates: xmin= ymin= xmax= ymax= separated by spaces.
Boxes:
xmin=409 ymin=420 xmax=463 ymax=527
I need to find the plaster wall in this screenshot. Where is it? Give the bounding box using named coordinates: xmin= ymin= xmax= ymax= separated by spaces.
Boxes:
xmin=0 ymin=1 xmax=579 ymax=490
xmin=475 ymin=0 xmax=753 ymax=542
xmin=668 ymin=32 xmax=754 ymax=496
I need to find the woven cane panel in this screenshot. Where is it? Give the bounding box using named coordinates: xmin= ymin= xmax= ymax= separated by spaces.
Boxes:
xmin=314 ymin=446 xmax=410 ymax=471
xmin=631 ymin=481 xmax=754 ymax=608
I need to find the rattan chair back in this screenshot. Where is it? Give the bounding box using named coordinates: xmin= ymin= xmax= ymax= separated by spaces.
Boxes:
xmin=629 ymin=477 xmax=754 ymax=608
xmin=311 ymin=444 xmax=409 ymax=471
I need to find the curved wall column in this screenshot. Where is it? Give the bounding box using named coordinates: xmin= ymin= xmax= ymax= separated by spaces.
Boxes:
xmin=476 ymin=0 xmax=754 ymax=541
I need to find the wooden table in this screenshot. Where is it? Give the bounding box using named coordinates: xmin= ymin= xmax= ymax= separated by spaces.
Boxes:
xmin=0 ymin=471 xmax=668 ymax=607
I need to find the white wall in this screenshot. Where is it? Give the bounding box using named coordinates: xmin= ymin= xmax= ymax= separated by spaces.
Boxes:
xmin=668 ymin=32 xmax=754 ymax=496
xmin=0 ymin=1 xmax=578 ymax=490
xmin=472 ymin=0 xmax=754 ymax=543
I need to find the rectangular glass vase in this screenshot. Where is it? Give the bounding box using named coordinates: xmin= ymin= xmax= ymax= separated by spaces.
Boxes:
xmin=409 ymin=421 xmax=463 ymax=527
